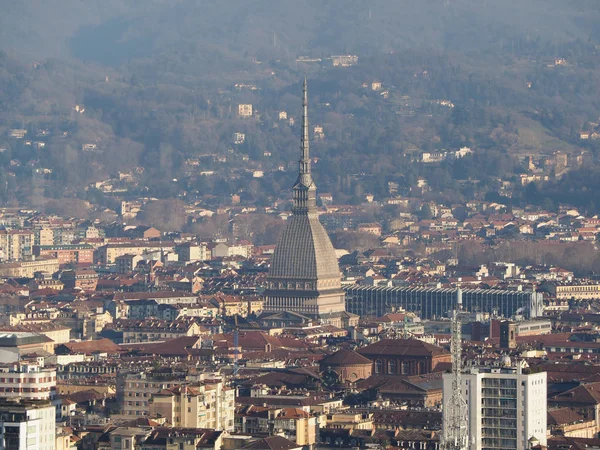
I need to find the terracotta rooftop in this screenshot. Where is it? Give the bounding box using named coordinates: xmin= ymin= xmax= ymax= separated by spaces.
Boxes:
xmin=358 ymin=338 xmax=449 ymax=358
xmin=320 ymin=348 xmax=372 ymax=366
xmin=242 ymin=436 xmax=300 ymax=450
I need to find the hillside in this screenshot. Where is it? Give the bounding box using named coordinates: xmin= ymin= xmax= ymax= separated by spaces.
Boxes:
xmin=1 ymin=1 xmax=600 ymax=213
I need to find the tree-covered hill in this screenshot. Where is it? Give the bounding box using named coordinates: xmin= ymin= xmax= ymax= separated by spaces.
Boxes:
xmin=1 ymin=1 xmax=600 ymax=212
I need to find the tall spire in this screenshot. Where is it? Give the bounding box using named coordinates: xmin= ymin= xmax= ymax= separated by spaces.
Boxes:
xmin=300 ymin=77 xmax=311 ymax=177
xmin=292 ymin=77 xmax=317 ymax=214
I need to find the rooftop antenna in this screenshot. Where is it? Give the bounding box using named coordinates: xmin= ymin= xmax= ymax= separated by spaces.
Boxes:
xmin=233 ymin=314 xmax=240 ymax=376
xmin=441 ymin=287 xmax=469 ymax=450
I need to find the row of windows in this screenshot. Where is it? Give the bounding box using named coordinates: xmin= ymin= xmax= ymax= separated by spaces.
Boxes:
xmin=0 ymin=387 xmax=50 ymax=393
xmin=0 ymin=377 xmax=55 ymax=383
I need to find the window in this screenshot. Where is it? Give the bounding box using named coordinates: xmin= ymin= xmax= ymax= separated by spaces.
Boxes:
xmin=388 ymin=360 xmax=397 ymax=374
xmin=401 ymin=361 xmax=409 ymax=375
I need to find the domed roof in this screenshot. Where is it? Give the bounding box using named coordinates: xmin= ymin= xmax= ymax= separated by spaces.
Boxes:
xmin=269 ymin=214 xmax=341 ymax=282
xmin=320 ymin=348 xmax=373 ymax=366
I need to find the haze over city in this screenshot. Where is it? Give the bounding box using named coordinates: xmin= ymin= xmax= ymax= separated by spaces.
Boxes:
xmin=0 ymin=1 xmax=600 ymax=449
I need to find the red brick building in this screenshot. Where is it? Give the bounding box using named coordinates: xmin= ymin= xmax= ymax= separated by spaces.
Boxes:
xmin=319 ymin=348 xmax=373 ymax=384
xmin=60 ymin=268 xmax=98 ymax=291
xmin=357 ymin=338 xmax=451 ymax=376
xmin=33 ymin=244 xmax=94 ymax=265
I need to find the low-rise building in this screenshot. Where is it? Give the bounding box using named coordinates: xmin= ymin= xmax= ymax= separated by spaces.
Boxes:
xmin=541 ymin=281 xmax=600 ymax=300
xmin=0 ymin=362 xmax=56 ymax=400
xmin=0 ymin=257 xmax=60 ymax=278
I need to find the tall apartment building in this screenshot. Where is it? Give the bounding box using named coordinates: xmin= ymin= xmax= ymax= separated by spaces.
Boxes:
xmin=175 ymin=242 xmax=208 ymax=263
xmin=149 ymin=381 xmax=235 ymax=431
xmin=117 ymin=369 xmax=231 ymax=421
xmin=0 ymin=398 xmax=56 ymax=450
xmin=0 ymin=230 xmax=34 ymax=262
xmin=33 ymin=244 xmax=94 ymax=265
xmin=443 ymin=360 xmax=546 ymax=450
xmin=117 ymin=370 xmax=187 ymax=418
xmin=0 ymin=362 xmax=56 ymax=401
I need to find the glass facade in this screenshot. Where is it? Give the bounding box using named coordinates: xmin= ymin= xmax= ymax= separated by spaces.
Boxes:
xmin=344 ymin=286 xmax=542 ymax=319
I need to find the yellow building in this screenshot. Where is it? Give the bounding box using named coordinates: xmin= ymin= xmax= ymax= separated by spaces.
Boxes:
xmin=0 ymin=257 xmax=60 ymax=278
xmin=0 ymin=229 xmax=34 ymax=261
xmin=273 ymin=408 xmax=318 ymax=447
xmin=542 ymin=281 xmax=600 ymax=300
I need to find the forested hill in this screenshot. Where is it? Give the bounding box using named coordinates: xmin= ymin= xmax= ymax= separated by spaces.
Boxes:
xmin=3 ymin=0 xmax=599 ymax=65
xmin=1 ymin=1 xmax=600 ymax=215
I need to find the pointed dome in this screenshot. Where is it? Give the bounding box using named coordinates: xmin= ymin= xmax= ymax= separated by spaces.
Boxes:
xmin=269 ymin=214 xmax=341 ymax=282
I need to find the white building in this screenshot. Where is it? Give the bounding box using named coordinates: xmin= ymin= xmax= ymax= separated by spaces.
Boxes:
xmin=0 ymin=399 xmax=56 ymax=450
xmin=233 ymin=132 xmax=245 ymax=145
xmin=443 ymin=360 xmax=546 ymax=450
xmin=238 ymin=104 xmax=253 ymax=117
xmin=0 ymin=363 xmax=56 ymax=401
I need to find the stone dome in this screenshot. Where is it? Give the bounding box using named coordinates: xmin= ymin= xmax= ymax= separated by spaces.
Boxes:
xmin=269 ymin=214 xmax=341 ymax=285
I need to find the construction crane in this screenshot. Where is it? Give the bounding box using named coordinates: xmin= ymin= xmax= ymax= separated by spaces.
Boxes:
xmin=441 ymin=288 xmax=469 ymax=450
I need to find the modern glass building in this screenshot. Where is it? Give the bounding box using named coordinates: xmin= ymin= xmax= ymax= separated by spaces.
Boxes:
xmin=344 ymin=285 xmax=543 ymax=319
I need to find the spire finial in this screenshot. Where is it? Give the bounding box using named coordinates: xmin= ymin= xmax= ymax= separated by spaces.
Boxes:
xmin=292 ymin=78 xmax=317 ymax=214
xmin=301 ymin=77 xmax=310 ymax=174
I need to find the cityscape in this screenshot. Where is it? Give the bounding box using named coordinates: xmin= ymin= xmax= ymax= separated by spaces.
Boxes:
xmin=2 ymin=1 xmax=600 ymax=449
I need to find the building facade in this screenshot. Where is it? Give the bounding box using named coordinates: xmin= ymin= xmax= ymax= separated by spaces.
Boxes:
xmin=0 ymin=399 xmax=56 ymax=450
xmin=149 ymin=381 xmax=235 ymax=431
xmin=0 ymin=363 xmax=56 ymax=401
xmin=345 ymin=286 xmax=544 ymax=319
xmin=33 ymin=244 xmax=94 ymax=265
xmin=0 ymin=258 xmax=60 ymax=278
xmin=442 ymin=361 xmax=547 ymax=450
xmin=358 ymin=338 xmax=451 ymax=376
xmin=0 ymin=230 xmax=34 ymax=262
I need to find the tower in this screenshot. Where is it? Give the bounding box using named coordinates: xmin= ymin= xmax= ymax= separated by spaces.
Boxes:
xmin=262 ymin=79 xmax=349 ymax=327
xmin=446 ymin=361 xmax=547 ymax=450
xmin=441 ymin=288 xmax=468 ymax=450
xmin=500 ymin=320 xmax=517 ymax=349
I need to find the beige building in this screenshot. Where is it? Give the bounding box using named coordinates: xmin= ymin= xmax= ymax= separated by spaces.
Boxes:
xmin=95 ymin=242 xmax=175 ymax=264
xmin=0 ymin=362 xmax=56 ymax=400
xmin=0 ymin=229 xmax=34 ymax=261
xmin=0 ymin=257 xmax=60 ymax=278
xmin=149 ymin=380 xmax=235 ymax=431
xmin=273 ymin=408 xmax=318 ymax=447
xmin=238 ymin=104 xmax=253 ymax=117
xmin=118 ymin=371 xmax=231 ymax=424
xmin=35 ymin=228 xmax=54 ymax=246
xmin=542 ymin=281 xmax=600 ymax=300
xmin=120 ymin=319 xmax=202 ymax=344
xmin=325 ymin=412 xmax=374 ymax=430
xmin=118 ymin=370 xmax=188 ymax=418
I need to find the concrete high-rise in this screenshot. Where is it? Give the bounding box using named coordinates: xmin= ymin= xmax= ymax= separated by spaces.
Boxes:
xmin=0 ymin=398 xmax=56 ymax=450
xmin=443 ymin=359 xmax=546 ymax=450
